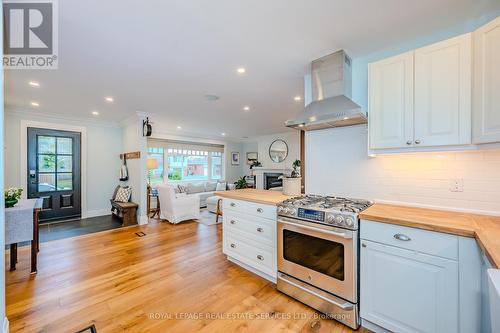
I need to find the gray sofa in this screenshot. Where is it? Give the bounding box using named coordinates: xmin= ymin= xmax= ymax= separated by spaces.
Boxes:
xmin=176 ymin=181 xmax=235 ymax=208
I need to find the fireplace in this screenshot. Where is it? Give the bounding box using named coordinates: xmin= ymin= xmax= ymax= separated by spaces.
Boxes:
xmin=264 ymin=173 xmax=283 ymax=190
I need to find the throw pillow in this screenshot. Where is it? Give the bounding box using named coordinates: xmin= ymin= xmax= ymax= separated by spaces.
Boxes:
xmin=177 ymin=184 xmax=188 ymax=193
xmin=115 ymin=186 xmax=132 ymax=202
xmin=216 ymin=182 xmax=227 ymax=191
xmin=187 ymin=183 xmax=205 ymax=194
xmin=205 ymin=181 xmax=217 ymax=191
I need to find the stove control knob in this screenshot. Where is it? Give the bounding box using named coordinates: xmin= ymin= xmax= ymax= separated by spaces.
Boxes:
xmin=277 ymin=206 xmax=284 ymax=213
xmin=289 ymin=208 xmax=297 ymax=216
xmin=345 ymin=217 xmax=354 ymax=227
xmin=283 ymin=207 xmax=290 ymax=215
xmin=326 ymin=215 xmax=335 ymax=224
xmin=335 ymin=216 xmax=344 ymax=225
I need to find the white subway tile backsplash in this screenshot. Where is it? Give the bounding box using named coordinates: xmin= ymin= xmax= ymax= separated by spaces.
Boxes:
xmin=305 ymin=126 xmax=500 ymax=215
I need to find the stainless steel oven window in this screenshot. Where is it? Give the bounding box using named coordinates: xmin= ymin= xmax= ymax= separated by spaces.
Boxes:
xmin=282 ymin=229 xmax=345 ymax=281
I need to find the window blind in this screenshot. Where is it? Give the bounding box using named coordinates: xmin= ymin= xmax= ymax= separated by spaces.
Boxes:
xmin=148 ymin=139 xmax=224 ymax=153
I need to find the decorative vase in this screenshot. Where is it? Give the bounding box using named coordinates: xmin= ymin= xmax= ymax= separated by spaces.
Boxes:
xmin=282 ymin=177 xmax=302 ymax=196
xmin=5 ymin=198 xmax=18 ymax=208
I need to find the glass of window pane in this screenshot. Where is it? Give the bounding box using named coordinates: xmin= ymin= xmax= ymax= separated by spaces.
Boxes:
xmin=38 ymin=155 xmax=56 ymax=172
xmin=57 ymin=173 xmax=73 ymax=190
xmin=57 ymin=137 xmax=72 ymax=154
xmin=212 ymin=156 xmax=222 ymax=180
xmin=57 ymin=155 xmax=72 ymax=172
xmin=38 ymin=136 xmax=56 ymax=154
xmin=185 ymin=155 xmax=208 ymax=180
xmin=38 ymin=173 xmax=56 ymax=192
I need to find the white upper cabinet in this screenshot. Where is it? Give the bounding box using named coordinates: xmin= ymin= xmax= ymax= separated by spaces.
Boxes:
xmin=414 ymin=34 xmax=472 ymax=146
xmin=473 ymin=16 xmax=500 ymax=144
xmin=369 ymin=52 xmax=414 ymax=149
xmin=369 ymin=33 xmax=473 ymax=151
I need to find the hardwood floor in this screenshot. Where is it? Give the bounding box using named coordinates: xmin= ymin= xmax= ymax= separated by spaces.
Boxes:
xmin=6 ymin=219 xmax=369 ymax=333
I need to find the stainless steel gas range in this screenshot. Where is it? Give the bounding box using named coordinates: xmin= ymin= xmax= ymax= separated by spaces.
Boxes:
xmin=276 ymin=195 xmax=373 ymax=329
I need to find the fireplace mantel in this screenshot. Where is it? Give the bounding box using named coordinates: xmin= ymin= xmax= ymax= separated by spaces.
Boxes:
xmin=251 ymin=168 xmax=292 ymax=190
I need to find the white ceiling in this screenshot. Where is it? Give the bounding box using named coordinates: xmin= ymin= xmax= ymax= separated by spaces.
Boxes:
xmin=5 ymin=0 xmax=499 ymax=140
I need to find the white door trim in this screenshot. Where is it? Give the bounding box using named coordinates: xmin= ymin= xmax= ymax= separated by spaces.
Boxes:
xmin=20 ymin=120 xmax=88 ymax=218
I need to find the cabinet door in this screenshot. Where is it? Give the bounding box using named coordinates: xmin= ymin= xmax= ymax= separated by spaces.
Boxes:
xmin=473 ymin=16 xmax=500 ymax=144
xmin=414 ymin=34 xmax=472 ymax=147
xmin=369 ymin=52 xmax=414 ymax=149
xmin=360 ymin=240 xmax=459 ymax=333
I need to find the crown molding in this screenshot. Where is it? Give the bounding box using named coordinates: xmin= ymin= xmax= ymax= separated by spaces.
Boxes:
xmin=5 ymin=108 xmax=121 ymax=128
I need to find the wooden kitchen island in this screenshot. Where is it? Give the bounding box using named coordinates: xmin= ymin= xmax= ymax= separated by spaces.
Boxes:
xmin=214 ymin=189 xmax=293 ymax=283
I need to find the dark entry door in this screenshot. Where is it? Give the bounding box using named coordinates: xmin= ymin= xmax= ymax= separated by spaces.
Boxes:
xmin=27 ymin=127 xmax=81 ymax=222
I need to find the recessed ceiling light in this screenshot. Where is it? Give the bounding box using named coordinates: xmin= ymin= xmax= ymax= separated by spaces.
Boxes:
xmin=236 ymin=67 xmax=246 ymax=74
xmin=343 ymin=116 xmax=350 ymax=120
xmin=105 ymin=96 xmax=114 ymax=102
xmin=30 ymin=102 xmax=39 ymax=107
xmin=243 ymin=106 xmax=250 ymax=111
xmin=294 ymin=96 xmax=302 ymax=101
xmin=29 ymin=81 xmax=40 ymax=87
xmin=298 ymin=124 xmax=305 ymax=128
xmin=221 ymin=132 xmax=226 ymax=136
xmin=177 ymin=126 xmax=182 ymax=130
xmin=92 ymin=111 xmax=99 ymax=116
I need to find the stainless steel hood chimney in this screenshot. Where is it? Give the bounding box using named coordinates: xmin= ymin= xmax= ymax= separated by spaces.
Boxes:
xmin=285 ymin=50 xmax=367 ymax=131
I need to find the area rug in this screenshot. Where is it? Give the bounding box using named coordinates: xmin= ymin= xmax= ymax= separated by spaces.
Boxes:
xmin=195 ymin=209 xmax=221 ymax=226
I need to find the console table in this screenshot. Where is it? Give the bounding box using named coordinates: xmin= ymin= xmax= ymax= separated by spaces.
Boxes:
xmin=5 ymin=198 xmax=43 ymax=274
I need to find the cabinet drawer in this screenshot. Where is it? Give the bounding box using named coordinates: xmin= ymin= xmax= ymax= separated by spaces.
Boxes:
xmin=223 ymin=232 xmax=276 ymax=276
xmin=223 ymin=212 xmax=275 ymax=246
xmin=223 ymin=198 xmax=276 ymax=220
xmin=361 ymin=220 xmax=458 ymax=260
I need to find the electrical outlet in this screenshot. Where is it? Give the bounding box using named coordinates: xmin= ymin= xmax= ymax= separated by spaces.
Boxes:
xmin=449 ymin=179 xmax=464 ymax=192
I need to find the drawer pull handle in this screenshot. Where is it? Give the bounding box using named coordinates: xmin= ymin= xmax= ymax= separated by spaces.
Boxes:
xmin=257 ymin=255 xmax=264 ymax=261
xmin=230 ymin=202 xmax=236 ymax=207
xmin=257 ymin=227 xmax=263 ymax=233
xmin=230 ymin=243 xmax=236 ymax=248
xmin=230 ymin=220 xmax=236 ymax=224
xmin=394 ymin=233 xmax=411 ymax=241
xmin=257 ymin=208 xmax=263 ymax=213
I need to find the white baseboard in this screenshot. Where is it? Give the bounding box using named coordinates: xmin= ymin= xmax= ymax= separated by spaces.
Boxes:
xmin=139 ymin=215 xmax=149 ymax=225
xmin=3 ymin=317 xmax=9 ymax=333
xmin=83 ymin=208 xmax=111 ymax=219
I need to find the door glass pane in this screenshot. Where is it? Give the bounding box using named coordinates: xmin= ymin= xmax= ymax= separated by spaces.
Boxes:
xmin=38 ymin=155 xmax=56 ymax=172
xmin=38 ymin=173 xmax=56 ymax=192
xmin=57 ymin=155 xmax=72 ymax=172
xmin=283 ymin=229 xmax=345 ymax=281
xmin=57 ymin=137 xmax=72 ymax=154
xmin=57 ymin=173 xmax=73 ymax=190
xmin=38 ymin=136 xmax=56 ymax=154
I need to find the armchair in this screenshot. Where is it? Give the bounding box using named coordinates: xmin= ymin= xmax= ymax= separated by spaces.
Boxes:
xmin=157 ymin=183 xmax=200 ymax=224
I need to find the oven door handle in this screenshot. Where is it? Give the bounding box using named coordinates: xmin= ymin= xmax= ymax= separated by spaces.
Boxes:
xmin=278 ymin=273 xmax=354 ymax=310
xmin=278 ymin=219 xmax=352 ymax=239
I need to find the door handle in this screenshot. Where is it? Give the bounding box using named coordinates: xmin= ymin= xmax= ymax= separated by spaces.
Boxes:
xmin=278 ymin=219 xmax=352 ymax=239
xmin=257 ymin=227 xmax=263 ymax=233
xmin=257 ymin=208 xmax=263 ymax=213
xmin=230 ymin=202 xmax=236 ymax=207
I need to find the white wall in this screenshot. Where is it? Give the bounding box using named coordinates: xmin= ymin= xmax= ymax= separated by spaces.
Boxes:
xmin=4 ymin=110 xmax=122 ymax=218
xmin=253 ymin=131 xmax=300 ymax=170
xmin=120 ymin=114 xmax=148 ymax=224
xmin=306 ymin=125 xmax=500 ymax=215
xmin=241 ymin=142 xmax=258 ymax=175
xmin=225 ymin=141 xmax=243 ymax=183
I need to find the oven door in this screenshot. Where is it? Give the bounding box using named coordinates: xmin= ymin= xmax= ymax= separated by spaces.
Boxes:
xmin=277 ymin=216 xmax=357 ymax=303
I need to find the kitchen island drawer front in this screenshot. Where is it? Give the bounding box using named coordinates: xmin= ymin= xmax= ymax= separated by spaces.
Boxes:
xmin=223 ymin=198 xmax=276 ymax=220
xmin=224 ymin=212 xmax=275 ymax=246
xmin=223 ymin=232 xmax=276 ymax=276
xmin=361 ymin=220 xmax=458 ymax=260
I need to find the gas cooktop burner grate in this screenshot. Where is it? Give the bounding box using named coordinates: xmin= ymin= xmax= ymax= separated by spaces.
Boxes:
xmin=282 ymin=195 xmax=372 ymax=213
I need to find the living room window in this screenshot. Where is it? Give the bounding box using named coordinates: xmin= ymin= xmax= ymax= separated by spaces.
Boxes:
xmin=148 ymin=139 xmax=224 ymax=183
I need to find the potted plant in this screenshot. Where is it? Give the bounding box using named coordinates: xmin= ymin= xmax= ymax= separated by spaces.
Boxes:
xmin=250 ymin=160 xmax=262 ymax=169
xmin=234 ymin=176 xmax=248 ymax=189
xmin=5 ymin=187 xmax=23 ymax=208
xmin=281 ymin=159 xmax=302 ymax=196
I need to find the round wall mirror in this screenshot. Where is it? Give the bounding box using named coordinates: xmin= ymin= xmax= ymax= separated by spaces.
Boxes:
xmin=269 ymin=139 xmax=288 ymax=163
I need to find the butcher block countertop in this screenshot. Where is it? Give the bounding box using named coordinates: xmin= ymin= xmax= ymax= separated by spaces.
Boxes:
xmin=360 ymin=203 xmax=500 ymax=268
xmin=214 ymin=189 xmax=293 ymax=206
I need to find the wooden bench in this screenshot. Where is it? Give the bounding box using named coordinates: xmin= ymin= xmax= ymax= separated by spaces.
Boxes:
xmin=110 ymin=200 xmax=138 ymax=226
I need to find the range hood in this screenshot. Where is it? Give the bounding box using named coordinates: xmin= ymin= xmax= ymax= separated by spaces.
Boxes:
xmin=285 ymin=50 xmax=367 ymax=131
